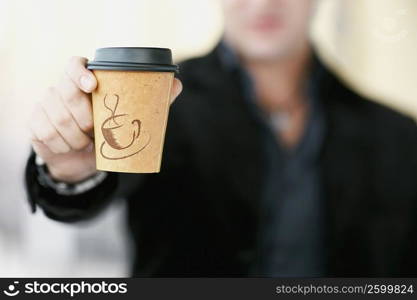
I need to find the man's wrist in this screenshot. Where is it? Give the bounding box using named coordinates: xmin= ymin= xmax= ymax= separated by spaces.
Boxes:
xmin=47 ymin=164 xmax=98 ymax=183
xmin=35 ymin=155 xmax=108 ymax=196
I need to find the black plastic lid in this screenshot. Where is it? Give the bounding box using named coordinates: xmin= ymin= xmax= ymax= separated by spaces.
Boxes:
xmin=87 ymin=47 xmax=179 ymax=73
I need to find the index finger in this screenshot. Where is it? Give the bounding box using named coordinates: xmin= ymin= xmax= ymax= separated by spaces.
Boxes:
xmin=65 ymin=56 xmax=97 ymax=93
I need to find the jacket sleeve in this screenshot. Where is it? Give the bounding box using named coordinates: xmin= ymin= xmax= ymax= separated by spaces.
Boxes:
xmin=24 ymin=150 xmax=121 ymax=222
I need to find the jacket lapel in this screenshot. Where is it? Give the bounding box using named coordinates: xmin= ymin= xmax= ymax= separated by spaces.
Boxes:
xmin=318 ymin=66 xmax=373 ymax=275
xmin=189 ymin=47 xmax=267 ymax=220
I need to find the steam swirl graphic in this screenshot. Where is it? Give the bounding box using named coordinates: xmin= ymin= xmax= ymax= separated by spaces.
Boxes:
xmin=100 ymin=94 xmax=150 ymax=160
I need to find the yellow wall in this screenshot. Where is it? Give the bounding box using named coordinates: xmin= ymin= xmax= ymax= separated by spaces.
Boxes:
xmin=312 ymin=0 xmax=417 ymax=118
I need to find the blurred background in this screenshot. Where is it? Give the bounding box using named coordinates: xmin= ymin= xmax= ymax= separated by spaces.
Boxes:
xmin=0 ymin=0 xmax=415 ymax=277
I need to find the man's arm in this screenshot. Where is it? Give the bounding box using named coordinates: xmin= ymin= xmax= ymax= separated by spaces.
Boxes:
xmin=24 ymin=56 xmax=182 ymax=223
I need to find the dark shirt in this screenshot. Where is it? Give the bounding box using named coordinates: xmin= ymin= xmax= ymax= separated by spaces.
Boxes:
xmin=217 ymin=41 xmax=326 ymax=276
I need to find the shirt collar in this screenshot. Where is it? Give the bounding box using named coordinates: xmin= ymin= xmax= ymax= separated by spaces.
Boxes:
xmin=217 ymin=39 xmax=242 ymax=72
xmin=216 ymin=39 xmax=326 ymax=161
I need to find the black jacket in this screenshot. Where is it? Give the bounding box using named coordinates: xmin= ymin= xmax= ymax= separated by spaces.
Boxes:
xmin=25 ymin=45 xmax=417 ymax=277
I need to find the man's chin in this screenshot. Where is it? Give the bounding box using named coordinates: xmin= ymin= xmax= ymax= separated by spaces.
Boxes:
xmin=239 ymin=44 xmax=290 ymax=62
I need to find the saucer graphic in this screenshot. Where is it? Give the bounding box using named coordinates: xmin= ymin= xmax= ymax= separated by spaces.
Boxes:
xmin=100 ymin=130 xmax=151 ymax=160
xmin=100 ymin=94 xmax=151 ymax=160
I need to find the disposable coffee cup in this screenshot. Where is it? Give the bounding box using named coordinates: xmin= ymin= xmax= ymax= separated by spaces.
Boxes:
xmin=87 ymin=47 xmax=179 ymax=173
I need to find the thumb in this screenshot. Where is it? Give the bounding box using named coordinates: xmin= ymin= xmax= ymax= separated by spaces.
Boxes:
xmin=169 ymin=78 xmax=183 ymax=105
xmin=66 ymin=56 xmax=97 ymax=93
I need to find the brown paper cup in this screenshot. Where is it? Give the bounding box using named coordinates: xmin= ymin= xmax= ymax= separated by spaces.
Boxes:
xmin=91 ymin=70 xmax=174 ymax=173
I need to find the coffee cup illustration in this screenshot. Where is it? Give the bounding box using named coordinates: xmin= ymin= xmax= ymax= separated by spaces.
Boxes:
xmin=100 ymin=94 xmax=151 ymax=160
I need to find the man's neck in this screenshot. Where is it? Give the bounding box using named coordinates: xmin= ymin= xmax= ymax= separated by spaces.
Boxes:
xmin=239 ymin=41 xmax=312 ymax=149
xmin=242 ymin=41 xmax=311 ymax=112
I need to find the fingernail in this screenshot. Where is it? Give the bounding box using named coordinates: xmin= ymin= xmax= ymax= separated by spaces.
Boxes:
xmin=80 ymin=75 xmax=94 ymax=91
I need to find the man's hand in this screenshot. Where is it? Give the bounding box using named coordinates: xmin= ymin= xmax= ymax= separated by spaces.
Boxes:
xmin=29 ymin=56 xmax=182 ymax=183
